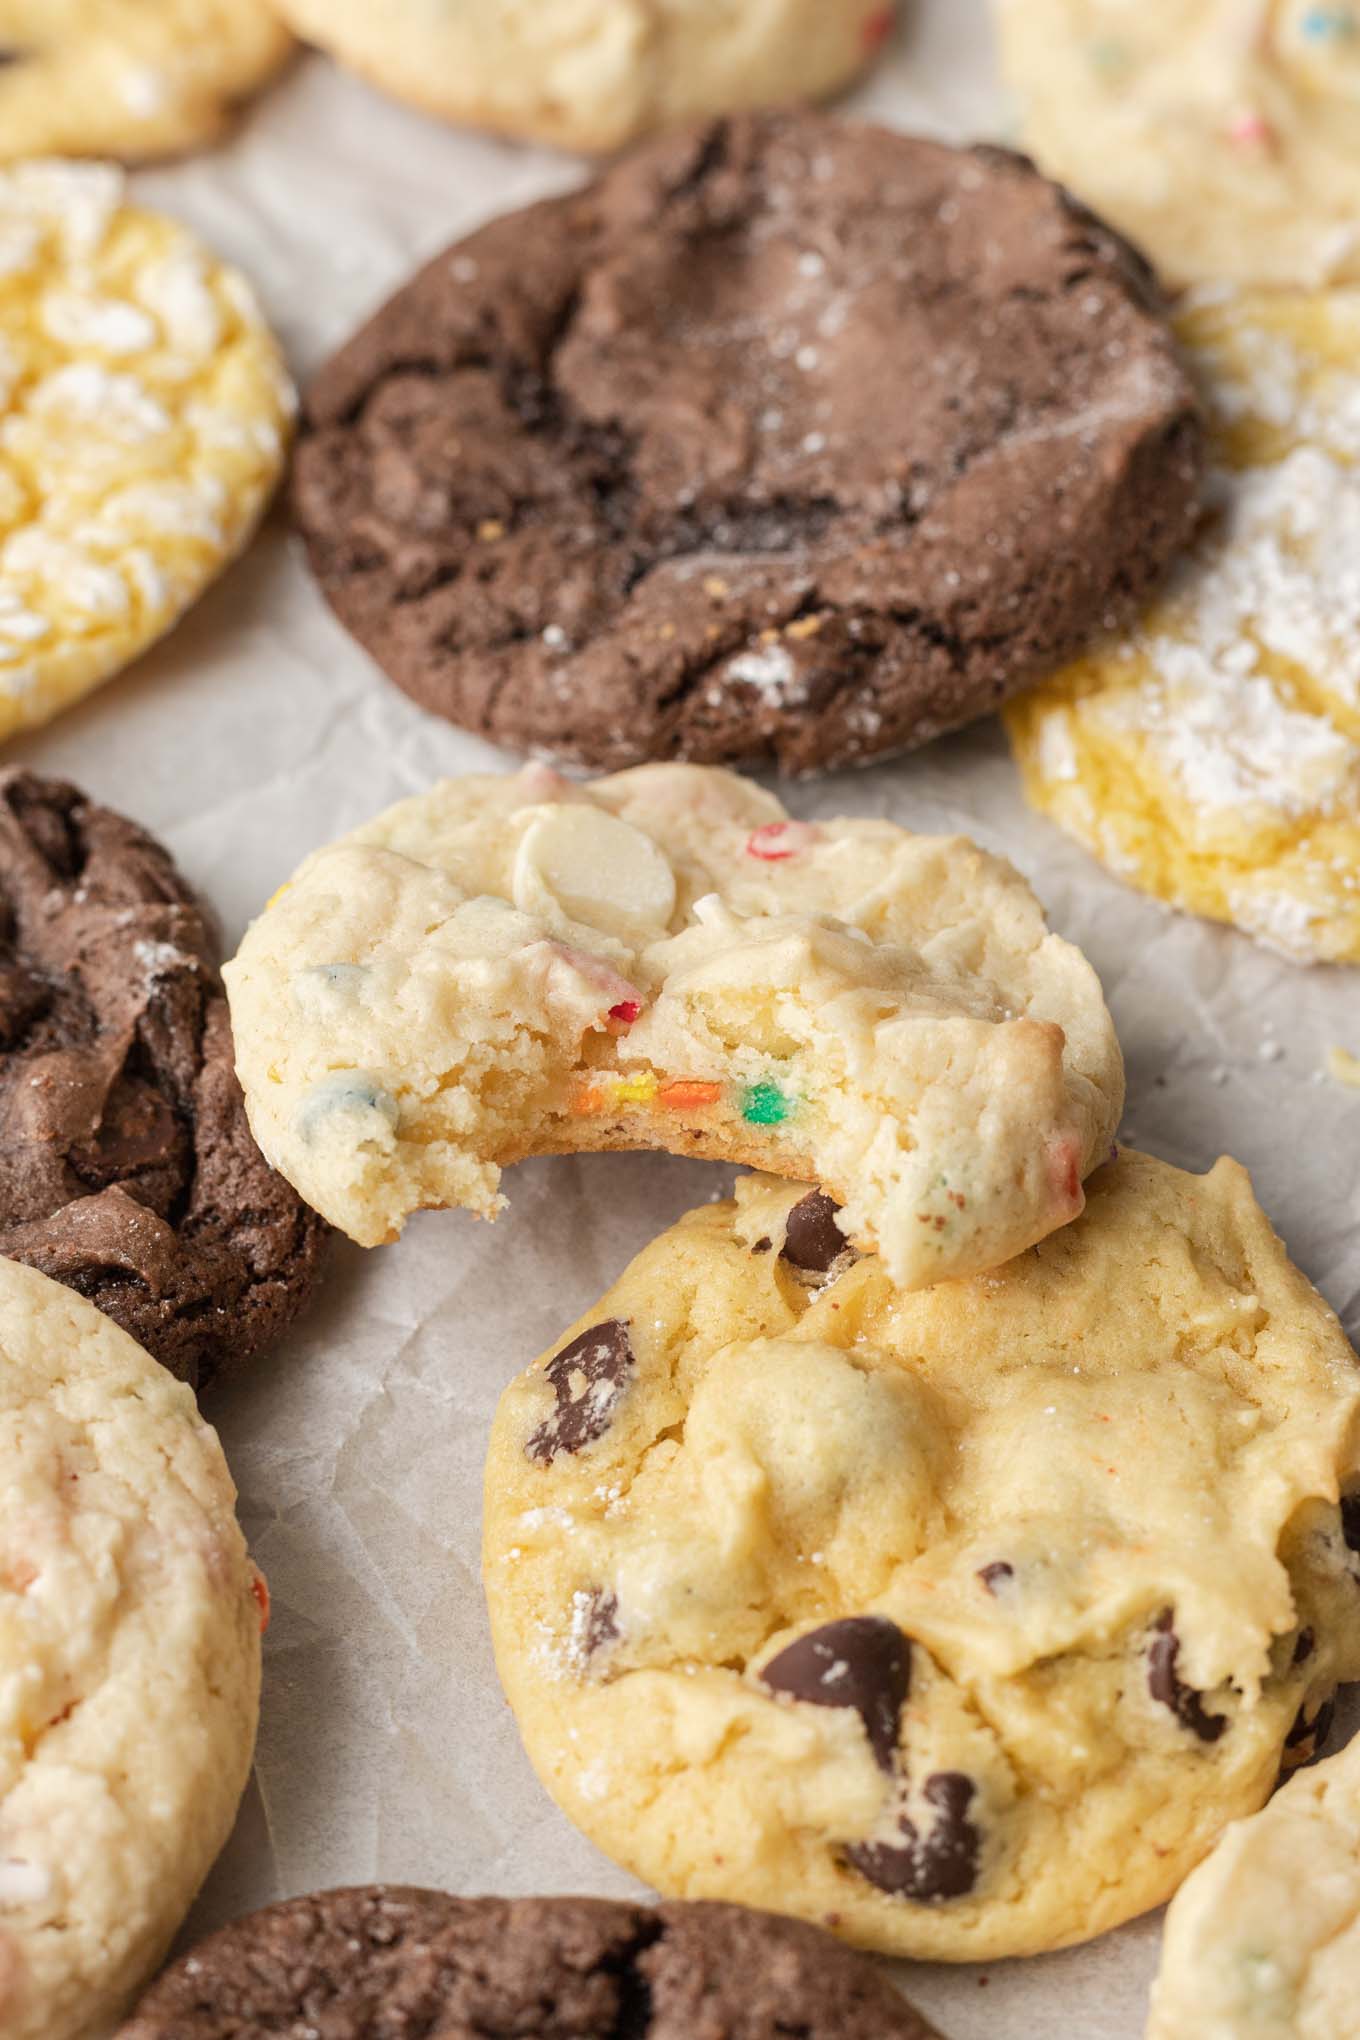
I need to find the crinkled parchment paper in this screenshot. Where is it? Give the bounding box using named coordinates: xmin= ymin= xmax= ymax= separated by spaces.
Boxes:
xmin=14 ymin=6 xmax=1356 ymax=2033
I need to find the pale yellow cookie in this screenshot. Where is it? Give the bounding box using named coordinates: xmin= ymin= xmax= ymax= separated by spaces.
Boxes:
xmin=995 ymin=0 xmax=1360 ymax=289
xmin=0 ymin=1 xmax=292 ymax=164
xmin=273 ymin=0 xmax=897 ymax=154
xmin=483 ymin=1151 xmax=1360 ymax=1962
xmin=0 ymin=162 xmax=293 ymax=743
xmin=0 ymin=1255 xmax=262 ymax=2040
xmin=223 ymin=762 xmax=1123 ymax=1291
xmin=1147 ymin=1732 xmax=1360 ymax=2039
xmin=1006 ymin=289 xmax=1360 ymax=965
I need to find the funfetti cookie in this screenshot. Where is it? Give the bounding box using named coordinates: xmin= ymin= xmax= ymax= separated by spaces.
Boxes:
xmin=116 ymin=1887 xmax=941 ymax=2039
xmin=0 ymin=161 xmax=293 ymax=742
xmin=483 ymin=1150 xmax=1360 ymax=1963
xmin=0 ymin=770 xmax=327 ymax=1391
xmin=1147 ymin=1730 xmax=1360 ymax=2039
xmin=293 ymin=112 xmax=1205 ymax=775
xmin=223 ymin=762 xmax=1124 ymax=1292
xmin=0 ymin=1254 xmax=262 ymax=2040
xmin=1007 ymin=288 xmax=1360 ymax=966
xmin=996 ymin=0 xmax=1360 ymax=290
xmin=0 ymin=1 xmax=292 ymax=163
xmin=272 ymin=0 xmax=896 ymax=154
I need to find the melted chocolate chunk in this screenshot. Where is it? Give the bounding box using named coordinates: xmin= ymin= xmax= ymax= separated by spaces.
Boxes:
xmin=527 ymin=1319 xmax=635 ymax=1463
xmin=845 ymin=1773 xmax=981 ymax=1904
xmin=1146 ymin=1611 xmax=1227 ymax=1744
xmin=781 ymin=1191 xmax=848 ymax=1276
xmin=760 ymin=1616 xmax=910 ymax=1774
xmin=977 ymin=1562 xmax=1014 ymax=1595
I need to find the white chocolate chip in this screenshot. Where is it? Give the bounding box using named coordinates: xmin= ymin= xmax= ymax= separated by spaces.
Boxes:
xmin=512 ymin=805 xmax=677 ymax=943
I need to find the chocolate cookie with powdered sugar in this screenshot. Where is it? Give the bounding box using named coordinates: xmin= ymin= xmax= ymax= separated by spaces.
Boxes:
xmin=293 ymin=111 xmax=1205 ymax=774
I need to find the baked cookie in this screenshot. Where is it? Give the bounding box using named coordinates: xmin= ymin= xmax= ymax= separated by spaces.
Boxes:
xmin=273 ymin=0 xmax=895 ymax=154
xmin=0 ymin=1254 xmax=262 ymax=2040
xmin=0 ymin=161 xmax=293 ymax=743
xmin=0 ymin=770 xmax=327 ymax=1390
xmin=0 ymin=1 xmax=292 ymax=163
xmin=483 ymin=1150 xmax=1360 ymax=1962
xmin=1147 ymin=1731 xmax=1360 ymax=2039
xmin=1007 ymin=289 xmax=1360 ymax=965
xmin=996 ymin=0 xmax=1360 ymax=289
xmin=293 ymin=112 xmax=1205 ymax=774
xmin=223 ymin=761 xmax=1123 ymax=1291
xmin=116 ymin=1887 xmax=939 ymax=2038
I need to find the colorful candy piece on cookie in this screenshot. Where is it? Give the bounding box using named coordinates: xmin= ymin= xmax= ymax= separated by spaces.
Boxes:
xmin=0 ymin=161 xmax=293 ymax=742
xmin=115 ymin=1885 xmax=941 ymax=2038
xmin=0 ymin=1256 xmax=260 ymax=2040
xmin=482 ymin=1150 xmax=1360 ymax=1962
xmin=223 ymin=762 xmax=1124 ymax=1291
xmin=1007 ymin=288 xmax=1360 ymax=965
xmin=265 ymin=2 xmax=897 ymax=154
xmin=1147 ymin=1730 xmax=1360 ymax=2038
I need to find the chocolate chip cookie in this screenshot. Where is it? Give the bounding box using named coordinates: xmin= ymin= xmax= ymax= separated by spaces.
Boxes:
xmin=293 ymin=111 xmax=1205 ymax=775
xmin=116 ymin=1887 xmax=939 ymax=2037
xmin=0 ymin=770 xmax=325 ymax=1389
xmin=483 ymin=1152 xmax=1360 ymax=1961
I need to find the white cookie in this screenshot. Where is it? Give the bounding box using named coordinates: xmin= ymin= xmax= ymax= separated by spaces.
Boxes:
xmin=0 ymin=1256 xmax=261 ymax=2040
xmin=223 ymin=763 xmax=1124 ymax=1291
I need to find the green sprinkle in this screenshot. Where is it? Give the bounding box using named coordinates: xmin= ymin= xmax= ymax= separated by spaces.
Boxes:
xmin=741 ymin=1080 xmax=793 ymax=1127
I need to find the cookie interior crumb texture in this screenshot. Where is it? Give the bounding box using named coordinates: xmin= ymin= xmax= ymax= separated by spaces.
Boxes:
xmin=0 ymin=1255 xmax=262 ymax=2040
xmin=223 ymin=762 xmax=1123 ymax=1291
xmin=292 ymin=112 xmax=1204 ymax=774
xmin=1007 ymin=289 xmax=1360 ymax=965
xmin=483 ymin=1150 xmax=1360 ymax=1962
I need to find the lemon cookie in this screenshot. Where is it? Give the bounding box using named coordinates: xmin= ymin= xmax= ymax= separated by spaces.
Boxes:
xmin=272 ymin=0 xmax=896 ymax=155
xmin=0 ymin=2 xmax=292 ymax=164
xmin=1007 ymin=289 xmax=1360 ymax=965
xmin=0 ymin=1254 xmax=262 ymax=2040
xmin=1148 ymin=1731 xmax=1360 ymax=2038
xmin=223 ymin=762 xmax=1123 ymax=1291
xmin=996 ymin=0 xmax=1360 ymax=289
xmin=0 ymin=160 xmax=293 ymax=742
xmin=483 ymin=1151 xmax=1360 ymax=1962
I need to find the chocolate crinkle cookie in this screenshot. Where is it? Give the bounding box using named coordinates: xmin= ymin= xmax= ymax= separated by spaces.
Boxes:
xmin=294 ymin=109 xmax=1205 ymax=775
xmin=0 ymin=769 xmax=326 ymax=1390
xmin=116 ymin=1887 xmax=940 ymax=2038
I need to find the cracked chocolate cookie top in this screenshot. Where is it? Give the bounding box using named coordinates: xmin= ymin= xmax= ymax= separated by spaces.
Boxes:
xmin=116 ymin=1887 xmax=939 ymax=2037
xmin=294 ymin=110 xmax=1205 ymax=775
xmin=0 ymin=769 xmax=326 ymax=1390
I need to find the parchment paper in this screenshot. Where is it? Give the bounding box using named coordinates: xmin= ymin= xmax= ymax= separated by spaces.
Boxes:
xmin=18 ymin=7 xmax=1358 ymax=2033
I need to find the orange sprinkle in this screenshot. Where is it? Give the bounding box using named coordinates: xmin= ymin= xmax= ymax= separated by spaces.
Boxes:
xmin=658 ymin=1079 xmax=723 ymax=1110
xmin=250 ymin=1569 xmax=271 ymax=1634
xmin=574 ymin=1083 xmax=611 ymax=1115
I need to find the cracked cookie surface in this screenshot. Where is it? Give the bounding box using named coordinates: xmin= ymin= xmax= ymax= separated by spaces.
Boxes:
xmin=271 ymin=0 xmax=894 ymax=154
xmin=0 ymin=1 xmax=291 ymax=163
xmin=223 ymin=760 xmax=1122 ymax=1290
xmin=0 ymin=769 xmax=327 ymax=1390
xmin=0 ymin=1255 xmax=261 ymax=2040
xmin=293 ymin=111 xmax=1204 ymax=774
xmin=1007 ymin=289 xmax=1360 ymax=965
xmin=0 ymin=161 xmax=293 ymax=741
xmin=117 ymin=1886 xmax=939 ymax=2037
xmin=1148 ymin=1730 xmax=1360 ymax=2040
xmin=483 ymin=1151 xmax=1360 ymax=1961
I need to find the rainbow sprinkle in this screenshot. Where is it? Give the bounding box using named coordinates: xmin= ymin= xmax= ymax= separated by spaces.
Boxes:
xmin=741 ymin=1080 xmax=794 ymax=1127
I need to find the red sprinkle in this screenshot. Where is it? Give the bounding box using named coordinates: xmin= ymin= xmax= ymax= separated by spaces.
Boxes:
xmin=251 ymin=1569 xmax=271 ymax=1635
xmin=745 ymin=821 xmax=817 ymax=862
xmin=608 ymin=1000 xmax=642 ymax=1027
xmin=862 ymin=6 xmax=895 ymax=49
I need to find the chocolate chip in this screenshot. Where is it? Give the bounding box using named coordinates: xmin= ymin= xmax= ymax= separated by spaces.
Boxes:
xmin=1285 ymin=1695 xmax=1334 ymax=1754
xmin=1341 ymin=1494 xmax=1360 ymax=1554
xmin=760 ymin=1617 xmax=910 ymax=1774
xmin=1147 ymin=1611 xmax=1227 ymax=1743
xmin=574 ymin=1587 xmax=619 ymax=1666
xmin=781 ymin=1191 xmax=848 ymax=1275
xmin=751 ymin=1237 xmax=772 ymax=1255
xmin=977 ymin=1562 xmax=1014 ymax=1595
xmin=845 ymin=1773 xmax=981 ymax=1903
xmin=526 ymin=1319 xmax=634 ymax=1464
